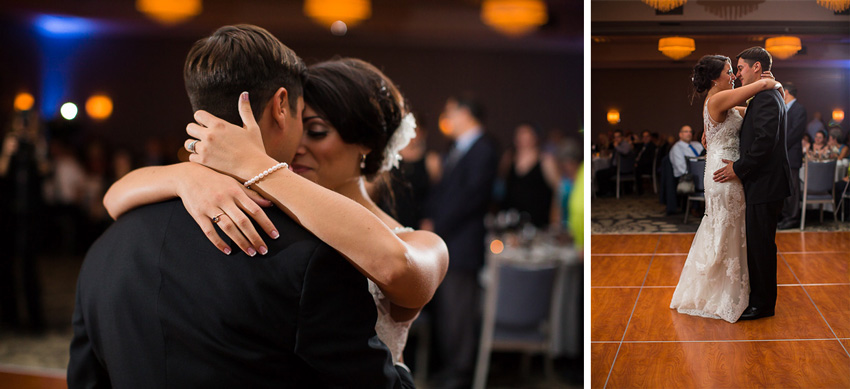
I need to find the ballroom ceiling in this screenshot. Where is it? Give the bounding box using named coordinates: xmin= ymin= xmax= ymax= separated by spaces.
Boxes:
xmin=0 ymin=0 xmax=584 ymax=53
xmin=591 ymin=0 xmax=850 ymax=68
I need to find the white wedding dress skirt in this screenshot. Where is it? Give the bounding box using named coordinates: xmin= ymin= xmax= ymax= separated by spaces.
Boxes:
xmin=670 ymin=102 xmax=750 ymax=323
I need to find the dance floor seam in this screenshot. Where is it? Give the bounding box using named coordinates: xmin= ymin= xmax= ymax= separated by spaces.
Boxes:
xmin=592 ymin=232 xmax=850 ymax=389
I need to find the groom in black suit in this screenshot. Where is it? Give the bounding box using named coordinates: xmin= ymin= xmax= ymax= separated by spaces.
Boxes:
xmin=68 ymin=25 xmax=413 ymax=388
xmin=713 ymin=47 xmax=791 ymax=321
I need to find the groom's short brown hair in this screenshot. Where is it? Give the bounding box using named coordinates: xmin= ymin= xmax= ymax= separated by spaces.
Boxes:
xmin=184 ymin=24 xmax=306 ymax=125
xmin=736 ymin=46 xmax=772 ymax=72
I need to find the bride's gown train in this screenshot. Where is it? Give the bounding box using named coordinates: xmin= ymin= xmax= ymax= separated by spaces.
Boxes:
xmin=670 ymin=99 xmax=750 ymax=323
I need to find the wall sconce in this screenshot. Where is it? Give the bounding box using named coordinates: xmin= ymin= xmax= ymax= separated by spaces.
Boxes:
xmin=834 ymin=109 xmax=845 ymax=123
xmin=607 ymin=110 xmax=620 ymax=125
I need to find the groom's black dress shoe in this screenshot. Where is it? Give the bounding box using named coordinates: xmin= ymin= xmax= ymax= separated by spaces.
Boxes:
xmin=777 ymin=219 xmax=799 ymax=230
xmin=738 ymin=306 xmax=774 ymax=321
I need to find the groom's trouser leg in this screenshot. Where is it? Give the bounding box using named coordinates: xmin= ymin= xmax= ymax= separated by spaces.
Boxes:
xmin=746 ymin=200 xmax=783 ymax=311
xmin=781 ymin=169 xmax=800 ymax=221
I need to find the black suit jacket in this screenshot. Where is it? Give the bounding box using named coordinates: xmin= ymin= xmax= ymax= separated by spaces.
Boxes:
xmin=733 ymin=89 xmax=792 ymax=205
xmin=426 ymin=134 xmax=498 ymax=271
xmin=786 ymin=100 xmax=807 ymax=170
xmin=68 ymin=199 xmax=413 ymax=389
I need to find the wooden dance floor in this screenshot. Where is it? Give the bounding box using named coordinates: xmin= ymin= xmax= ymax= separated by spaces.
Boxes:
xmin=591 ymin=231 xmax=850 ymax=388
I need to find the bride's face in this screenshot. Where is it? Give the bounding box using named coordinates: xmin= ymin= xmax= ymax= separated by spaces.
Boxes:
xmin=292 ymin=105 xmax=367 ymax=191
xmin=714 ymin=62 xmax=736 ymax=91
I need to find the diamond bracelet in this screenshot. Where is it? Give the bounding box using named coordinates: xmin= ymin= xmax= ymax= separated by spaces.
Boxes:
xmin=243 ymin=162 xmax=289 ymax=188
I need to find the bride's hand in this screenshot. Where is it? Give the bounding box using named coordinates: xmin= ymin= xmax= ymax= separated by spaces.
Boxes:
xmin=185 ymin=92 xmax=275 ymax=182
xmin=177 ymin=163 xmax=278 ymax=256
xmin=760 ymin=71 xmax=775 ymax=80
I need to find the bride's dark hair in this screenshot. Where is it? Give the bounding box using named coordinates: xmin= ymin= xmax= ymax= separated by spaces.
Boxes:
xmin=303 ymin=58 xmax=407 ymax=181
xmin=691 ymin=55 xmax=731 ymax=94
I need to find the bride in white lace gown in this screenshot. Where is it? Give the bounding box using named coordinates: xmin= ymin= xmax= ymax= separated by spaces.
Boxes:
xmin=670 ymin=55 xmax=782 ymax=323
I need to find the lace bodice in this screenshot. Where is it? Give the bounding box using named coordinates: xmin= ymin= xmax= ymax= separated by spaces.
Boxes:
xmin=703 ymin=98 xmax=743 ymax=162
xmin=368 ymin=226 xmax=418 ymax=364
xmin=670 ymin=98 xmax=749 ymax=323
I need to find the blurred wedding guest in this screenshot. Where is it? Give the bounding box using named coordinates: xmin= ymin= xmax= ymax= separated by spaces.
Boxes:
xmin=808 ymin=129 xmax=829 ymax=160
xmin=423 ymin=94 xmax=498 ymax=389
xmin=82 ymin=140 xmax=112 ymax=240
xmin=807 ymin=111 xmax=826 ymax=141
xmin=826 ymin=126 xmax=849 ymax=160
xmin=653 ymin=131 xmax=670 ymax=162
xmin=569 ymin=164 xmax=584 ymax=254
xmin=660 ymin=125 xmax=703 ymax=215
xmin=592 ymin=132 xmax=611 ymax=156
xmin=142 ymin=137 xmax=166 ymax=166
xmin=45 ymin=138 xmax=87 ymax=254
xmin=778 ymin=82 xmax=806 ymax=229
xmin=552 ymin=138 xmax=582 ymax=230
xmin=542 ymin=127 xmax=565 ymax=155
xmin=802 ymin=133 xmax=813 ymax=155
xmin=372 ymin=121 xmax=438 ymax=229
xmin=594 ymin=129 xmax=634 ymax=196
xmin=499 ymin=123 xmax=559 ymax=227
xmin=111 ymin=149 xmax=134 ymax=181
xmin=633 ymin=130 xmax=656 ymax=195
xmin=669 ymin=125 xmax=704 ymax=178
xmin=0 ymin=111 xmax=48 ymax=331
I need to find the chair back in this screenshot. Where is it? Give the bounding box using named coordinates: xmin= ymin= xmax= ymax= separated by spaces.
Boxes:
xmin=494 ymin=263 xmax=560 ymax=331
xmin=804 ymin=159 xmax=837 ymax=194
xmin=687 ymin=158 xmax=706 ymax=192
xmin=615 ymin=152 xmax=635 ymax=175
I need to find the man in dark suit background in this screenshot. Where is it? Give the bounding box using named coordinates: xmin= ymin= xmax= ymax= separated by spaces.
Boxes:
xmin=68 ymin=25 xmax=413 ymax=388
xmin=422 ymin=95 xmax=498 ymax=389
xmin=714 ymin=47 xmax=791 ymax=321
xmin=778 ymin=82 xmax=806 ymax=230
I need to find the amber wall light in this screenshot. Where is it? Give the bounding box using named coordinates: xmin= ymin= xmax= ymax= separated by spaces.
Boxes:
xmin=86 ymin=95 xmax=113 ymax=120
xmin=14 ymin=93 xmax=35 ymax=111
xmin=834 ymin=109 xmax=845 ymax=123
xmin=607 ymin=110 xmax=620 ymax=125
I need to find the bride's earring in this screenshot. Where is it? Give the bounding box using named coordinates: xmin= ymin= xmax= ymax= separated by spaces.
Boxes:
xmin=360 ymin=154 xmax=367 ymax=170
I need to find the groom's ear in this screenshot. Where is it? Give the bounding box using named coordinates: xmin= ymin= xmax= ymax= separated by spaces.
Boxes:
xmin=271 ymin=87 xmax=290 ymax=129
xmin=751 ymin=61 xmax=761 ymax=73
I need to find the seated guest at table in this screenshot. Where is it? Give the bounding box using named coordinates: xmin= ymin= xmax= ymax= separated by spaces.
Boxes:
xmin=802 ymin=133 xmax=813 ymax=155
xmin=808 ymin=129 xmax=829 ymax=160
xmin=594 ymin=129 xmax=634 ymax=196
xmin=633 ymin=130 xmax=656 ymax=195
xmin=807 ymin=111 xmax=826 ymax=141
xmin=669 ymin=125 xmax=704 ymax=179
xmin=592 ymin=132 xmax=612 ymax=157
xmin=826 ymin=126 xmax=849 ymax=160
xmin=659 ymin=125 xmax=704 ymax=215
xmin=499 ymin=123 xmax=559 ymax=228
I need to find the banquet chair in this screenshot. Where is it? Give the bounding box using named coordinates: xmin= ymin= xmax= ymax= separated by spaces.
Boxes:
xmin=615 ymin=152 xmax=636 ymax=199
xmin=800 ymin=158 xmax=837 ymax=230
xmin=684 ymin=157 xmax=706 ymax=224
xmin=840 ymin=184 xmax=850 ymax=222
xmin=472 ymin=256 xmax=566 ymax=389
xmin=636 ymin=148 xmax=659 ymax=195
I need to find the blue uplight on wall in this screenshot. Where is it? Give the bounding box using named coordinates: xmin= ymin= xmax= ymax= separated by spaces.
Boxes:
xmin=33 ymin=15 xmax=98 ymax=118
xmin=34 ymin=15 xmax=96 ymax=38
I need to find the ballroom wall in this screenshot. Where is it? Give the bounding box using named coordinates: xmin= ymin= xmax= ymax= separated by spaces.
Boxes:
xmin=591 ymin=66 xmax=850 ymax=141
xmin=0 ymin=19 xmax=582 ymax=158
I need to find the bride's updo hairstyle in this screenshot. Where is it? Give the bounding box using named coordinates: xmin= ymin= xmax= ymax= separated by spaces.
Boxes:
xmin=303 ymin=58 xmax=408 ymax=180
xmin=691 ymin=55 xmax=731 ymax=94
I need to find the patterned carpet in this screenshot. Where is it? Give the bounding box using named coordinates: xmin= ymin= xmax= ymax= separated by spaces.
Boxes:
xmin=592 ymin=194 xmax=850 ymax=234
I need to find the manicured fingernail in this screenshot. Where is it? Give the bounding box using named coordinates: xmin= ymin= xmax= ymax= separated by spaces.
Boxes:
xmin=223 ymin=247 xmax=231 ymax=255
xmin=247 ymin=248 xmax=257 ymax=257
xmin=259 ymin=246 xmax=268 ymax=255
xmin=270 ymin=230 xmax=280 ymax=239
xmin=241 ymin=91 xmax=249 ymax=101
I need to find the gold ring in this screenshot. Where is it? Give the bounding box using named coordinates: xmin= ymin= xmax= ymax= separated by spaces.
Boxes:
xmin=211 ymin=213 xmax=225 ymax=223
